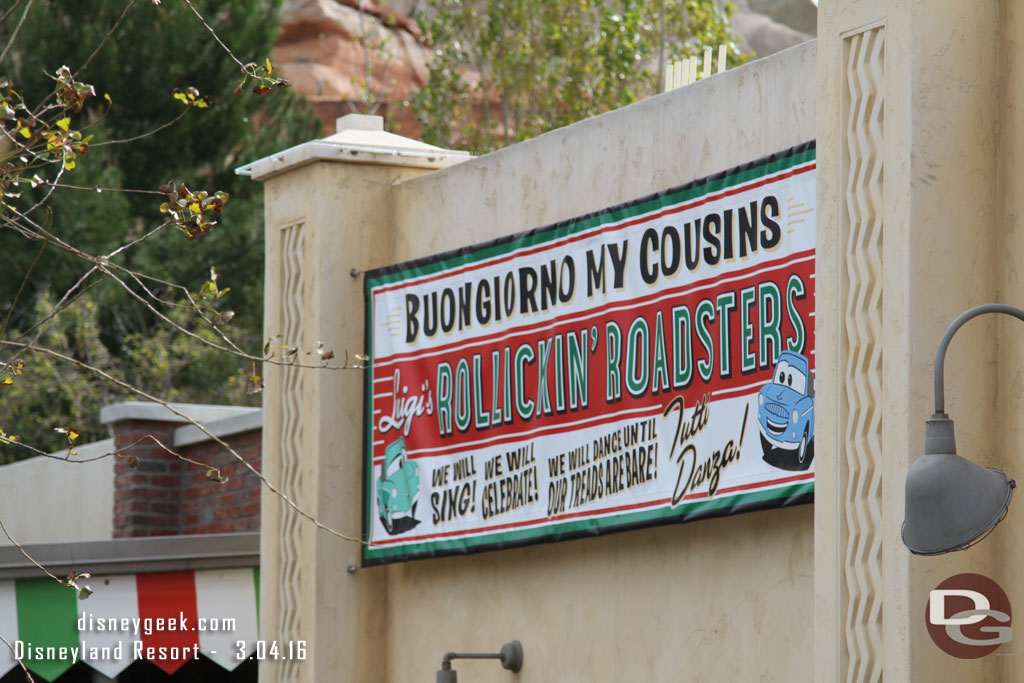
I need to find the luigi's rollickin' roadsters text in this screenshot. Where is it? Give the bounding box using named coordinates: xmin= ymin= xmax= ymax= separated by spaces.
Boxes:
xmin=363 ymin=142 xmax=816 ymax=564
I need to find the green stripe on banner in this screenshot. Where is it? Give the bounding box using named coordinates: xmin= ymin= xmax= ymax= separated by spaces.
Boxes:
xmin=253 ymin=567 xmax=260 ymax=636
xmin=15 ymin=579 xmax=80 ymax=681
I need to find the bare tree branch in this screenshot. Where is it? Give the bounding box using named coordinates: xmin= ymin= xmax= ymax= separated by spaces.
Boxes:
xmin=2 ymin=340 xmax=368 ymax=546
xmin=0 ymin=0 xmax=35 ymax=64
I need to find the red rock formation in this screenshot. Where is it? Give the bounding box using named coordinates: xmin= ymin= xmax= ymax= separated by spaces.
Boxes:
xmin=273 ymin=0 xmax=431 ymax=135
xmin=274 ymin=0 xmax=816 ymax=140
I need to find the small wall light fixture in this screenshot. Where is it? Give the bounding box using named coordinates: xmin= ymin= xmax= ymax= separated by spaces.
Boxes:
xmin=903 ymin=304 xmax=1018 ymax=555
xmin=436 ymin=640 xmax=523 ymax=683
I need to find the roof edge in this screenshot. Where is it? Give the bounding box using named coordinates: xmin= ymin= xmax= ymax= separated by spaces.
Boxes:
xmin=0 ymin=532 xmax=259 ymax=579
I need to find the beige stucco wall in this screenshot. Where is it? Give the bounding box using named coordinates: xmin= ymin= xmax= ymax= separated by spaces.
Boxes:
xmin=253 ymin=40 xmax=817 ymax=683
xmin=0 ymin=440 xmax=114 ymax=546
xmin=258 ymin=160 xmax=430 ymax=683
xmin=815 ymin=0 xmax=1021 ymax=680
xmin=384 ymin=507 xmax=812 ymax=682
xmin=391 ymin=44 xmax=816 ymax=262
xmin=998 ymin=1 xmax=1024 ymax=681
xmin=384 ymin=42 xmax=817 ymax=683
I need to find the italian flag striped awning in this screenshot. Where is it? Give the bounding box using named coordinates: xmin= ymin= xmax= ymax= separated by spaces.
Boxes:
xmin=0 ymin=568 xmax=259 ymax=681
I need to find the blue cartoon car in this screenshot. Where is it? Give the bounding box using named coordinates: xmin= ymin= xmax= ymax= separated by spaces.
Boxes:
xmin=757 ymin=351 xmax=815 ymax=471
xmin=376 ymin=437 xmax=420 ymax=535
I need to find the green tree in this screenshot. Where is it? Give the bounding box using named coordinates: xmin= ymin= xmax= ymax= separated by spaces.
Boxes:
xmin=0 ymin=3 xmax=364 ymax=622
xmin=412 ymin=0 xmax=746 ymax=154
xmin=0 ymin=294 xmax=121 ymax=462
xmin=0 ymin=284 xmax=260 ymax=461
xmin=0 ymin=0 xmax=321 ymax=456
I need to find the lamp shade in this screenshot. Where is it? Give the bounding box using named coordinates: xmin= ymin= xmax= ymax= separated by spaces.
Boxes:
xmin=903 ymin=415 xmax=1015 ymax=555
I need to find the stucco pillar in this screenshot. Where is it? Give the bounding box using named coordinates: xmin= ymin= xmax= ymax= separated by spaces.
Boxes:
xmin=996 ymin=3 xmax=1024 ymax=681
xmin=816 ymin=1 xmax=1002 ymax=681
xmin=238 ymin=115 xmax=469 ymax=683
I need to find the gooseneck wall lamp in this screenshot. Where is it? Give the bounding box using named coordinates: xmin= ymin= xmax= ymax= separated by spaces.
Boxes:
xmin=436 ymin=641 xmax=523 ymax=683
xmin=903 ymin=304 xmax=1018 ymax=555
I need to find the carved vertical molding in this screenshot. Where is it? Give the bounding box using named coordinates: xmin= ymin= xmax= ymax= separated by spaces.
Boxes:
xmin=839 ymin=26 xmax=885 ymax=683
xmin=278 ymin=222 xmax=306 ymax=683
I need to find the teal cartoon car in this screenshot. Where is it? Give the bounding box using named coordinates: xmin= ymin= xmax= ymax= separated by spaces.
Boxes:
xmin=757 ymin=351 xmax=815 ymax=471
xmin=376 ymin=437 xmax=420 ymax=535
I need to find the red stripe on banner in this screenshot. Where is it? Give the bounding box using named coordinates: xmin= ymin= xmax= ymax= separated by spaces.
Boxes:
xmin=372 ymin=163 xmax=816 ymax=295
xmin=371 ymin=255 xmax=815 ymax=462
xmin=682 ymin=471 xmax=813 ymax=500
xmin=369 ymin=472 xmax=814 ymax=546
xmin=136 ymin=572 xmax=200 ymax=675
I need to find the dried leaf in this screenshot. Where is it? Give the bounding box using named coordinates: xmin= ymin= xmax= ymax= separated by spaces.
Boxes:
xmin=66 ymin=572 xmax=94 ymax=600
xmin=246 ymin=374 xmax=265 ymax=395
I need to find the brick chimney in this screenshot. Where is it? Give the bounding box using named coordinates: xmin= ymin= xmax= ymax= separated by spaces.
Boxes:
xmin=100 ymin=402 xmax=263 ymax=537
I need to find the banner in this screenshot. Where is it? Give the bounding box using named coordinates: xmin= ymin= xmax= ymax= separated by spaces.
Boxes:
xmin=0 ymin=569 xmax=260 ymax=681
xmin=363 ymin=142 xmax=816 ymax=564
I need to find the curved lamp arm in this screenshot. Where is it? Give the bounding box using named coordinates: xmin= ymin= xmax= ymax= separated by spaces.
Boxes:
xmin=934 ymin=304 xmax=1024 ymax=414
xmin=438 ymin=641 xmax=523 ymax=677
